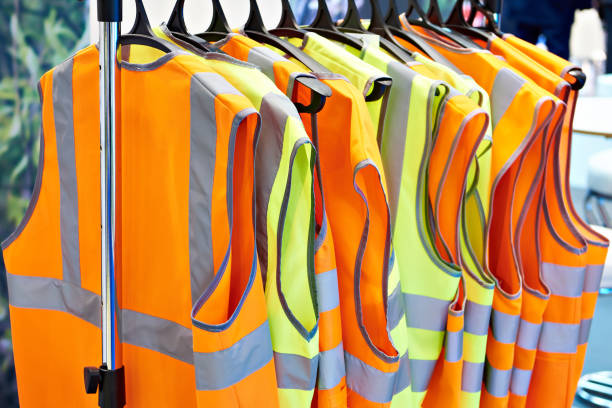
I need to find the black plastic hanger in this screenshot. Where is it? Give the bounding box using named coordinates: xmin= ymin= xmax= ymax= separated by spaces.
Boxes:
xmin=165 ymin=0 xmax=219 ymax=52
xmin=305 ymin=0 xmax=365 ymax=50
xmin=336 ymin=0 xmax=414 ymax=63
xmin=440 ymin=0 xmax=499 ymax=42
xmin=194 ymin=0 xmax=232 ymax=42
xmin=120 ymin=0 xmax=173 ymax=52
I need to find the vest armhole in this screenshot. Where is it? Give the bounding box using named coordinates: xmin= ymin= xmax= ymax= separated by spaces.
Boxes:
xmin=2 ymin=82 xmax=45 ymax=251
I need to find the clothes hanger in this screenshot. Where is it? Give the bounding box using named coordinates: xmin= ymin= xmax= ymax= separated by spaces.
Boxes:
xmin=242 ymin=0 xmax=332 ymax=114
xmin=271 ymin=0 xmax=391 ymax=102
xmin=193 ymin=0 xmax=232 ymax=42
xmin=440 ymin=0 xmax=500 ymax=42
xmin=166 ymin=0 xmax=220 ymax=52
xmin=119 ymin=0 xmax=173 ymax=52
xmin=336 ymin=0 xmax=414 ymax=63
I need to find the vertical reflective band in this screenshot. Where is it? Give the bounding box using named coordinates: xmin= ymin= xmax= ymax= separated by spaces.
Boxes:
xmin=584 ymin=264 xmax=605 ymax=293
xmin=6 ymin=272 xmax=101 ymax=327
xmin=393 ymin=353 xmax=411 ymax=394
xmin=538 ymin=322 xmax=580 ymax=353
xmin=491 ymin=309 xmax=520 ymax=343
xmin=510 ymin=367 xmax=532 ymax=397
xmin=248 ymin=46 xmax=284 ymax=80
xmin=318 ymin=342 xmax=346 ymax=390
xmin=484 ymin=359 xmax=511 ymax=397
xmin=274 ymin=352 xmax=319 ymax=391
xmin=462 ymin=361 xmax=485 ymax=393
xmin=121 ymin=309 xmax=194 ymax=365
xmin=52 ymin=59 xmax=81 ymax=286
xmin=194 ymin=321 xmax=274 ymax=391
xmin=387 ymin=285 xmax=404 ymax=331
xmin=464 ymin=300 xmax=491 ymax=336
xmin=516 ymin=319 xmax=542 ymax=351
xmin=579 ymin=318 xmax=593 ymax=345
xmin=541 ymin=262 xmax=585 ymax=297
xmin=315 ymin=269 xmax=340 ymax=313
xmin=188 ymin=73 xmax=222 ymax=305
xmin=445 ymin=328 xmax=463 ymax=363
xmin=345 ymin=351 xmax=396 ymax=404
xmin=410 ymin=358 xmax=438 ymax=393
xmin=490 ymin=68 xmax=526 ymax=128
xmin=404 ymin=293 xmax=451 ymax=331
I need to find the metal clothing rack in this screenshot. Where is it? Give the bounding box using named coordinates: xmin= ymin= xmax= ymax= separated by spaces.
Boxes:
xmin=84 ymin=0 xmax=126 ymax=406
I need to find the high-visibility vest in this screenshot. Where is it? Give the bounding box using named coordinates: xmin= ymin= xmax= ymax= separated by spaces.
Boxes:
xmin=206 ymin=31 xmax=349 ymax=408
xmin=2 ymin=44 xmax=280 ymax=407
xmin=155 ymin=29 xmax=322 ymax=408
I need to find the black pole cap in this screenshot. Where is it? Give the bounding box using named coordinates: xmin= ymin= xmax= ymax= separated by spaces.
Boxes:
xmin=98 ymin=0 xmax=122 ymax=23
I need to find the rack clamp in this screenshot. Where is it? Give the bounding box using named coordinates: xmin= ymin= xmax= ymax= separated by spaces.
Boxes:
xmin=84 ymin=365 xmax=126 ymax=408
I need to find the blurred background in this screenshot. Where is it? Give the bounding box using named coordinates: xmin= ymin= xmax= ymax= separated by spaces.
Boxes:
xmin=0 ymin=1 xmax=611 ymax=406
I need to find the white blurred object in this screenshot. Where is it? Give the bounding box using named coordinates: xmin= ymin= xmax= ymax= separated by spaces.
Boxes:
xmin=571 ymin=9 xmax=606 ymax=61
xmin=596 ymin=74 xmax=612 ymax=97
xmin=591 ymin=226 xmax=612 ymax=289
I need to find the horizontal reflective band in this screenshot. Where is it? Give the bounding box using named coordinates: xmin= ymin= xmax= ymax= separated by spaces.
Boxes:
xmin=584 ymin=264 xmax=605 ymax=293
xmin=121 ymin=309 xmax=193 ymax=365
xmin=491 ymin=67 xmax=526 ymax=128
xmin=538 ymin=322 xmax=580 ymax=354
xmin=465 ymin=300 xmax=492 ymax=336
xmin=345 ymin=351 xmax=396 ymax=403
xmin=579 ymin=318 xmax=593 ymax=345
xmin=404 ymin=294 xmax=451 ymax=331
xmin=248 ymin=46 xmax=285 ymax=80
xmin=462 ymin=361 xmax=485 ymax=393
xmin=542 ymin=263 xmax=585 ymax=298
xmin=410 ymin=358 xmax=438 ymax=393
xmin=274 ymin=351 xmax=319 ymax=391
xmin=318 ymin=342 xmax=346 ymax=390
xmin=393 ymin=353 xmax=411 ymax=395
xmin=7 ymin=273 xmax=100 ymax=327
xmin=491 ymin=309 xmax=520 ymax=344
xmin=387 ymin=285 xmax=404 ymax=331
xmin=510 ymin=367 xmax=532 ymax=397
xmin=484 ymin=360 xmax=511 ymax=398
xmin=446 ymin=329 xmax=463 ymax=362
xmin=516 ymin=319 xmax=542 ymax=351
xmin=315 ymin=269 xmax=340 ymax=313
xmin=195 ymin=320 xmax=273 ymax=391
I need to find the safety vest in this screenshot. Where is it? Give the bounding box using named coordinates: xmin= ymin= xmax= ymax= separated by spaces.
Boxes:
xmin=2 ymin=43 xmax=280 ymax=407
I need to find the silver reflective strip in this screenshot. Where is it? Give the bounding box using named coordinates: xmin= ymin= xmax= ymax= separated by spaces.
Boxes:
xmin=538 ymin=321 xmax=580 ymax=353
xmin=318 ymin=342 xmax=346 ymax=390
xmin=465 ymin=300 xmax=492 ymax=336
xmin=445 ymin=329 xmax=463 ymax=363
xmin=121 ymin=309 xmax=193 ymax=364
xmin=53 ymin=58 xmax=81 ymax=286
xmin=579 ymin=318 xmax=593 ymax=345
xmin=192 ymin=71 xmax=243 ymax=96
xmin=490 ymin=67 xmax=526 ymax=128
xmin=194 ymin=320 xmax=274 ymax=391
xmin=510 ymin=367 xmax=532 ymax=397
xmin=484 ymin=359 xmax=511 ymax=398
xmin=404 ymin=293 xmax=451 ymax=331
xmin=410 ymin=358 xmax=438 ymax=392
xmin=6 ymin=272 xmax=100 ymax=327
xmin=188 ymin=73 xmax=220 ymax=304
xmin=516 ymin=319 xmax=542 ymax=351
xmin=491 ymin=309 xmax=520 ymax=344
xmin=462 ymin=361 xmax=485 ymax=393
xmin=387 ymin=285 xmax=404 ymax=331
xmin=541 ymin=262 xmax=585 ymax=298
xmin=274 ymin=351 xmax=319 ymax=391
xmin=380 ymin=60 xmax=414 ymax=229
xmin=393 ymin=352 xmax=411 ymax=394
xmin=345 ymin=351 xmax=396 ymax=404
xmin=584 ymin=264 xmax=605 ymax=293
xmin=248 ymin=46 xmax=284 ymax=80
xmin=315 ymin=269 xmax=340 ymax=313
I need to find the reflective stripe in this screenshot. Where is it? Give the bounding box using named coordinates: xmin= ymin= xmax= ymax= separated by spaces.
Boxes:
xmin=248 ymin=46 xmax=284 ymax=80
xmin=578 ymin=318 xmax=593 ymax=345
xmin=538 ymin=321 xmax=580 ymax=353
xmin=194 ymin=320 xmax=274 ymax=391
xmin=345 ymin=351 xmax=396 ymax=404
xmin=393 ymin=353 xmax=411 ymax=394
xmin=490 ymin=67 xmax=526 ymax=128
xmin=53 ymin=59 xmax=81 ymax=286
xmin=191 ymin=71 xmax=243 ymax=97
xmin=516 ymin=318 xmax=542 ymax=351
xmin=318 ymin=342 xmax=346 ymax=390
xmin=410 ymin=358 xmax=438 ymax=392
xmin=274 ymin=351 xmax=319 ymax=391
xmin=121 ymin=309 xmax=193 ymax=364
xmin=484 ymin=359 xmax=511 ymax=398
xmin=404 ymin=293 xmax=451 ymax=331
xmin=464 ymin=300 xmax=491 ymax=336
xmin=462 ymin=361 xmax=485 ymax=393
xmin=445 ymin=329 xmax=463 ymax=363
xmin=491 ymin=309 xmax=520 ymax=344
xmin=510 ymin=367 xmax=532 ymax=397
xmin=188 ymin=73 xmax=219 ymax=304
xmin=541 ymin=262 xmax=585 ymax=298
xmin=6 ymin=272 xmax=100 ymax=328
xmin=387 ymin=285 xmax=404 ymax=331
xmin=315 ymin=269 xmax=340 ymax=314
xmin=584 ymin=264 xmax=604 ymax=293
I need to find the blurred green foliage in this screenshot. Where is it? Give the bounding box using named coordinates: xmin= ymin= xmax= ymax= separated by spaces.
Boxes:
xmin=0 ymin=1 xmax=87 ymax=405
